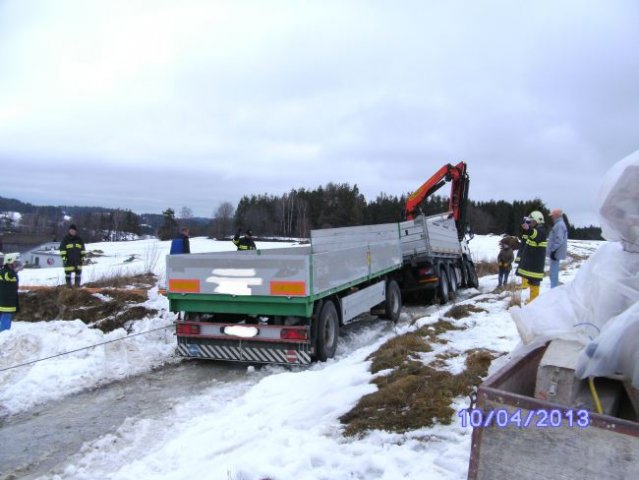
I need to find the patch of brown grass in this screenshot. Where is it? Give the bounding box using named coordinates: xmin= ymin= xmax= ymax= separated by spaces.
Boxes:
xmin=340 ymin=346 xmax=497 ymax=436
xmin=416 ymin=319 xmax=465 ymax=337
xmin=474 ymin=260 xmax=499 ymax=277
xmin=94 ymin=306 xmax=156 ymax=333
xmin=507 ymin=289 xmax=523 ymax=308
xmin=84 ymin=273 xmax=157 ymax=289
xmin=369 ymin=332 xmax=432 ymax=373
xmin=16 ymin=284 xmax=157 ymax=333
xmin=567 ymin=252 xmax=588 ymax=262
xmin=444 ymin=304 xmax=488 ymax=320
xmin=101 ymin=289 xmax=147 ymax=304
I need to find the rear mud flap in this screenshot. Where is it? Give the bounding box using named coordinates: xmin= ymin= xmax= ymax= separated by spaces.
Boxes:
xmin=177 ymin=337 xmax=312 ymax=365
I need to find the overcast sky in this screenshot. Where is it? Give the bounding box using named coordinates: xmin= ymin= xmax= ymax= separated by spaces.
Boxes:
xmin=1 ymin=0 xmax=638 ymax=226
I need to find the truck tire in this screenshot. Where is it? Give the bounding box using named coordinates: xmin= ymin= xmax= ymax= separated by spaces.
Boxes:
xmin=438 ymin=268 xmax=450 ymax=304
xmin=316 ymin=300 xmax=339 ymax=361
xmin=381 ymin=279 xmax=402 ymax=323
xmin=465 ymin=259 xmax=479 ymax=289
xmin=448 ymin=265 xmax=458 ymax=295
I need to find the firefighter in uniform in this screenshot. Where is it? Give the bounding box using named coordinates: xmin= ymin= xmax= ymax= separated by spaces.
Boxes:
xmin=0 ymin=253 xmax=20 ymax=332
xmin=59 ymin=224 xmax=86 ymax=287
xmin=232 ymin=229 xmax=256 ymax=251
xmin=515 ymin=211 xmax=547 ymax=303
xmin=515 ymin=221 xmax=529 ymax=290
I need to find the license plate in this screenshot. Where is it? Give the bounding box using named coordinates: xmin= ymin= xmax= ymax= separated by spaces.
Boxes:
xmin=223 ymin=325 xmax=259 ymax=338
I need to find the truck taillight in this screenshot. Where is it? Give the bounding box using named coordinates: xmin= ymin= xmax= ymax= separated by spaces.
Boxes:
xmin=176 ymin=323 xmax=200 ymax=335
xmin=280 ymin=328 xmax=308 ymax=341
xmin=418 ymin=267 xmax=434 ymax=276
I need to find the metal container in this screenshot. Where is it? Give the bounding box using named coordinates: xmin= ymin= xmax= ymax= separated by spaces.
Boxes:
xmin=467 ymin=345 xmax=639 ymax=480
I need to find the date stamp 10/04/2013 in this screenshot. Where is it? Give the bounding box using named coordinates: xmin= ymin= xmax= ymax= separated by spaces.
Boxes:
xmin=457 ymin=408 xmax=591 ymax=429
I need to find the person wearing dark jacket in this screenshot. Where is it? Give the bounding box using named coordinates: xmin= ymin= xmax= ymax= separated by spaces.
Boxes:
xmin=233 ymin=229 xmax=256 ymax=251
xmin=497 ymin=238 xmax=515 ymax=287
xmin=0 ymin=253 xmax=20 ymax=332
xmin=170 ymin=227 xmax=191 ymax=254
xmin=515 ymin=211 xmax=547 ymax=303
xmin=59 ymin=224 xmax=86 ymax=287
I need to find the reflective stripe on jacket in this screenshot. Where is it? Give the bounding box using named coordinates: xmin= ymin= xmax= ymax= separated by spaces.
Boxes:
xmin=233 ymin=234 xmax=256 ymax=251
xmin=516 ymin=224 xmax=547 ymax=282
xmin=0 ymin=267 xmax=19 ymax=312
xmin=59 ymin=234 xmax=86 ymax=267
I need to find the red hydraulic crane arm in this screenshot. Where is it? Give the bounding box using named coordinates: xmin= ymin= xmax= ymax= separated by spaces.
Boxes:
xmin=404 ymin=161 xmax=468 ymax=222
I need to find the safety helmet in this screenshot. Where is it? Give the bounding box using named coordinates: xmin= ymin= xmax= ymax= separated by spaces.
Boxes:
xmin=3 ymin=252 xmax=19 ymax=265
xmin=529 ymin=211 xmax=544 ymax=224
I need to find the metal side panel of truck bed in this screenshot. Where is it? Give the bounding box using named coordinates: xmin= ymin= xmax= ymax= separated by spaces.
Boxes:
xmin=310 ymin=223 xmax=402 ymax=294
xmin=400 ymin=213 xmax=462 ymax=259
xmin=167 ymin=223 xmax=401 ymax=307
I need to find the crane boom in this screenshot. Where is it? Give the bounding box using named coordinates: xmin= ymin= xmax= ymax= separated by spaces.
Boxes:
xmin=404 ymin=161 xmax=470 ymax=241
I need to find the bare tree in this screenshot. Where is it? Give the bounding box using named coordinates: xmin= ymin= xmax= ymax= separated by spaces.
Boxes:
xmin=296 ymin=198 xmax=310 ymax=237
xmin=179 ymin=206 xmax=194 ymax=220
xmin=211 ymin=202 xmax=235 ymax=239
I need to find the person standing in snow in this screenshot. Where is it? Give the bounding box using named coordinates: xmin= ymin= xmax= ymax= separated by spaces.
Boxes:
xmin=0 ymin=253 xmax=20 ymax=332
xmin=547 ymin=208 xmax=568 ymax=288
xmin=170 ymin=226 xmax=191 ymax=254
xmin=515 ymin=211 xmax=547 ymax=303
xmin=233 ymin=228 xmax=256 ymax=251
xmin=59 ymin=224 xmax=86 ymax=288
xmin=497 ymin=238 xmax=515 ymax=287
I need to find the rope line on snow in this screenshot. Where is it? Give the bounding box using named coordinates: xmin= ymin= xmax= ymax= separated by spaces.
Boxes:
xmin=0 ymin=324 xmax=175 ymax=373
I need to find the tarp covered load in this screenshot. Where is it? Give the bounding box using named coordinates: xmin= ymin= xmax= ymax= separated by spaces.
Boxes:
xmin=510 ymin=149 xmax=639 ymax=386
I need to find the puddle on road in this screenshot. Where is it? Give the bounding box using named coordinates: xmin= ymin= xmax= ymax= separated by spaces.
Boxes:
xmin=0 ymin=360 xmax=249 ymax=480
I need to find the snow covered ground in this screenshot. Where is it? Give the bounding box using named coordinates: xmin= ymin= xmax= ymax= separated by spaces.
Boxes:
xmin=0 ymin=235 xmax=603 ymax=479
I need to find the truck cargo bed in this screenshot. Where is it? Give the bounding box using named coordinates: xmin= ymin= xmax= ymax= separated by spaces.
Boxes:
xmin=167 ymin=223 xmax=401 ymax=304
xmin=400 ymin=213 xmax=462 ymax=260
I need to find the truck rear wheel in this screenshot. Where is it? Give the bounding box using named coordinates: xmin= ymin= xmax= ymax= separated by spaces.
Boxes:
xmin=448 ymin=266 xmax=458 ymax=295
xmin=465 ymin=259 xmax=479 ymax=289
xmin=381 ymin=279 xmax=402 ymax=323
xmin=438 ymin=268 xmax=450 ymax=304
xmin=316 ymin=300 xmax=339 ymax=361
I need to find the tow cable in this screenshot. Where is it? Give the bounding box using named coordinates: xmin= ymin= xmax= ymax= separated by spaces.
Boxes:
xmin=0 ymin=324 xmax=175 ymax=373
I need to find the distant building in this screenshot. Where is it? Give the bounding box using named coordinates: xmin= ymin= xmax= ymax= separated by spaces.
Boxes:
xmin=23 ymin=242 xmax=63 ymax=268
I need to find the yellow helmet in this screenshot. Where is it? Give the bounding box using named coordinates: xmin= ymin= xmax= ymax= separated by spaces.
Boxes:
xmin=529 ymin=211 xmax=544 ymax=224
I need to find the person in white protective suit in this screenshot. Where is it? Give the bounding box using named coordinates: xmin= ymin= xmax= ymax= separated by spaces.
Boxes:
xmin=510 ymin=148 xmax=639 ymax=387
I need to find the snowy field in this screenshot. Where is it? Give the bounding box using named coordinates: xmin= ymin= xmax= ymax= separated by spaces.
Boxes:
xmin=0 ymin=235 xmax=603 ymax=479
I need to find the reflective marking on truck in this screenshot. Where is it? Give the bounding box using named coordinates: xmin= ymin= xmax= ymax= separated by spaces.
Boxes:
xmin=169 ymin=278 xmax=201 ymax=293
xmin=269 ymin=280 xmax=306 ymax=296
xmin=286 ymin=349 xmax=298 ymax=363
xmin=177 ymin=343 xmax=311 ymax=365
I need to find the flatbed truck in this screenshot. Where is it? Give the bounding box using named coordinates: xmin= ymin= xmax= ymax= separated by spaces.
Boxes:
xmin=167 ymin=162 xmax=479 ymax=365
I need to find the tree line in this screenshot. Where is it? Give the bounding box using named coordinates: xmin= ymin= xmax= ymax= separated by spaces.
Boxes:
xmin=158 ymin=183 xmax=602 ymax=241
xmin=224 ymin=186 xmax=601 ymax=240
xmin=0 ymin=198 xmax=144 ymax=243
xmin=1 ymin=188 xmax=604 ymax=245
